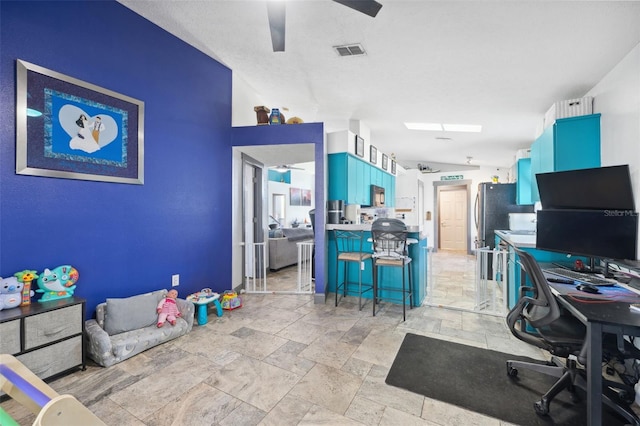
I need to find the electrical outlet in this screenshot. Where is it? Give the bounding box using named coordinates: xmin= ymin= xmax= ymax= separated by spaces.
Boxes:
xmin=172 ymin=274 xmax=179 ymax=287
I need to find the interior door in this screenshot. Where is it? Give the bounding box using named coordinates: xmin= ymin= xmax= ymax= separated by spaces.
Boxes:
xmin=439 ymin=188 xmax=467 ymax=251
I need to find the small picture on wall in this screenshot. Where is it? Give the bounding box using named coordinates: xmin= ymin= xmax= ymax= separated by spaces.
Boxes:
xmin=391 ymin=160 xmax=396 ymax=175
xmin=301 ymin=189 xmax=312 ymax=206
xmin=355 ymin=135 xmax=364 ymax=158
xmin=290 ymin=188 xmax=301 ymax=205
xmin=370 ymin=145 xmax=377 ymax=164
xmin=382 ymin=154 xmax=388 ymax=170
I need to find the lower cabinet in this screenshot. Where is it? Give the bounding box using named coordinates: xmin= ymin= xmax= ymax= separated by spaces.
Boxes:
xmin=0 ymin=297 xmax=85 ymax=381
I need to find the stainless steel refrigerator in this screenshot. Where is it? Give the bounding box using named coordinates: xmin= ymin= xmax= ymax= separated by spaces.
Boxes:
xmin=475 ymin=182 xmax=534 ymax=250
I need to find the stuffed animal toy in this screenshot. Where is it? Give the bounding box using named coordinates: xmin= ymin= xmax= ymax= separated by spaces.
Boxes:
xmin=157 ymin=289 xmax=181 ymax=327
xmin=0 ymin=276 xmax=24 ymax=311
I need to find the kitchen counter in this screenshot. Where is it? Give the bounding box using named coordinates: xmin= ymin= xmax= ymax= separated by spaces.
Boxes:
xmin=326 ymin=223 xmax=422 ymax=236
xmin=494 ymin=229 xmax=536 ymax=248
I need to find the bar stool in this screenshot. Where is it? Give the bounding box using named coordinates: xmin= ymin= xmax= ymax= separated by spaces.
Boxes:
xmin=371 ymin=218 xmax=413 ymax=321
xmin=333 ymin=229 xmax=373 ymax=310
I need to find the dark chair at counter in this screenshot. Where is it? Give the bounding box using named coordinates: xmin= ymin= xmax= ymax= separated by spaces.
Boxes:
xmin=332 ymin=229 xmax=373 ymax=310
xmin=371 ymin=218 xmax=413 ymax=321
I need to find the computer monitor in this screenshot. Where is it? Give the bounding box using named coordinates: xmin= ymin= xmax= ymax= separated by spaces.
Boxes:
xmin=536 ymin=209 xmax=638 ymax=262
xmin=536 ymin=165 xmax=635 ymax=210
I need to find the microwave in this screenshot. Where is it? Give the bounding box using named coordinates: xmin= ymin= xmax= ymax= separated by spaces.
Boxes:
xmin=371 ymin=185 xmax=385 ymax=207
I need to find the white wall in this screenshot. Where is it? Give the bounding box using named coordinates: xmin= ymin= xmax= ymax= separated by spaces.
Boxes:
xmin=586 ymin=42 xmax=640 ymax=259
xmin=268 ymin=168 xmax=316 ymax=227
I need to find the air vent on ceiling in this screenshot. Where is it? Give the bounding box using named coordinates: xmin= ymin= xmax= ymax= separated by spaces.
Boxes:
xmin=334 ymin=43 xmax=366 ymax=57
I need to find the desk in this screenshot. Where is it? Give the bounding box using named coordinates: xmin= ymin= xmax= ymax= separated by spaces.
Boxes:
xmin=545 ymin=277 xmax=640 ymax=426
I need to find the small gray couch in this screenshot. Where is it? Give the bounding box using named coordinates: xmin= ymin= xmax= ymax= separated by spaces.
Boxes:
xmin=85 ymin=289 xmax=194 ymax=367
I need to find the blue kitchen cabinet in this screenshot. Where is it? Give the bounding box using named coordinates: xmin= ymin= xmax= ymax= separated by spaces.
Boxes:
xmin=329 ymin=153 xmax=395 ymax=207
xmin=516 ymin=158 xmax=533 ymax=205
xmin=530 ymin=114 xmax=601 ymax=203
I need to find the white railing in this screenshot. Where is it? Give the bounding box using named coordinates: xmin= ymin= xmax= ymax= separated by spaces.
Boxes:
xmin=243 ymin=241 xmax=266 ymax=293
xmin=475 ymin=247 xmax=508 ymax=316
xmin=297 ymin=241 xmax=315 ymax=294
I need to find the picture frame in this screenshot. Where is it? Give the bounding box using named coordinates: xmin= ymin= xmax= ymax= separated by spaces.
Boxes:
xmin=16 ymin=59 xmax=145 ymax=185
xmin=301 ymin=189 xmax=312 ymax=206
xmin=382 ymin=154 xmax=388 ymax=170
xmin=290 ymin=187 xmax=302 ymax=206
xmin=355 ymin=135 xmax=364 ymax=158
xmin=391 ymin=159 xmax=396 ymax=175
xmin=369 ymin=145 xmax=377 ymax=164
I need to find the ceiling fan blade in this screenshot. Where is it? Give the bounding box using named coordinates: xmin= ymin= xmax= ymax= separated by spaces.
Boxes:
xmin=267 ymin=1 xmax=286 ymax=52
xmin=332 ymin=0 xmax=382 ymax=18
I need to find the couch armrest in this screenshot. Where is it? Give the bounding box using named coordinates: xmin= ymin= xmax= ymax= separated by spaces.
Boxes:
xmin=176 ymin=298 xmax=194 ymax=332
xmin=85 ymin=319 xmax=115 ymax=367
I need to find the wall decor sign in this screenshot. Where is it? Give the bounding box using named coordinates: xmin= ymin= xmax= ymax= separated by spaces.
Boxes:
xmin=369 ymin=145 xmax=377 ymax=164
xmin=382 ymin=154 xmax=388 ymax=170
xmin=16 ymin=59 xmax=145 ymax=184
xmin=355 ymin=135 xmax=364 ymax=158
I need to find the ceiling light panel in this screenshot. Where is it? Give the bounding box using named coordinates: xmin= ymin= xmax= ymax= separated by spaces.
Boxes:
xmin=405 ymin=122 xmax=443 ymax=131
xmin=442 ymin=124 xmax=482 ymax=133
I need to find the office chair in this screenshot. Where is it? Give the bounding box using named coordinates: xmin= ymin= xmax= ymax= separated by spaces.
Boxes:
xmin=371 ymin=218 xmax=413 ymax=321
xmin=506 ymin=248 xmax=640 ymax=423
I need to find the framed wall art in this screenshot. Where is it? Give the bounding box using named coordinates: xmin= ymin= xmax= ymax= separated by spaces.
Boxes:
xmin=369 ymin=145 xmax=377 ymax=164
xmin=355 ymin=135 xmax=364 ymax=158
xmin=290 ymin=187 xmax=302 ymax=205
xmin=16 ymin=59 xmax=145 ymax=184
xmin=391 ymin=159 xmax=396 ymax=175
xmin=382 ymin=154 xmax=388 ymax=170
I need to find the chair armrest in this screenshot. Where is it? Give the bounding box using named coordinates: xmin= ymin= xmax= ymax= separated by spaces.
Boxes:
xmin=176 ymin=298 xmax=194 ymax=332
xmin=84 ymin=319 xmax=114 ymax=367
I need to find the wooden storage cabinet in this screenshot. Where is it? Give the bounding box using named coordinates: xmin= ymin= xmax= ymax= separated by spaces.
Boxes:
xmin=0 ymin=297 xmax=85 ymax=380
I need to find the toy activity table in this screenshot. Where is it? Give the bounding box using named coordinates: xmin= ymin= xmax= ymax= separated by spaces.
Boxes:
xmin=186 ymin=292 xmax=222 ymax=325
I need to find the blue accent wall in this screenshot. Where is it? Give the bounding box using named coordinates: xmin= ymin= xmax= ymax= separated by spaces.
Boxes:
xmin=1 ymin=1 xmax=233 ymax=318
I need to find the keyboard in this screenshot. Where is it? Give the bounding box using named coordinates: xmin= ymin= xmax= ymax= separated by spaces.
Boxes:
xmin=544 ymin=267 xmax=616 ymax=286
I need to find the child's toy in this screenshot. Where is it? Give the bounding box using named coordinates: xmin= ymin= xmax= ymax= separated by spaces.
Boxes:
xmin=221 ymin=290 xmax=242 ymax=310
xmin=0 ymin=277 xmax=24 ymax=311
xmin=186 ymin=289 xmax=223 ymax=325
xmin=157 ymin=289 xmax=182 ymax=327
xmin=36 ymin=265 xmax=79 ymax=302
xmin=0 ymin=354 xmax=106 ymax=425
xmin=13 ymin=270 xmax=38 ymax=306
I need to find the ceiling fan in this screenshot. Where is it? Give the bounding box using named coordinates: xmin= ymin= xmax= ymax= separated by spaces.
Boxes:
xmin=417 ymin=164 xmax=441 ymax=174
xmin=271 ymin=164 xmax=305 ymax=172
xmin=267 ymin=0 xmax=383 ymax=52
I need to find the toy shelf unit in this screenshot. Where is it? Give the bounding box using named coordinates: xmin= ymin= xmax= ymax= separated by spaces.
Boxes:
xmin=0 ymin=297 xmax=85 ymax=383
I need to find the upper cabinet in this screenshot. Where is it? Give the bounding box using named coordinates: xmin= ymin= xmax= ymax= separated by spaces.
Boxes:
xmin=328 ymin=153 xmax=395 ymax=207
xmin=530 ymin=114 xmax=601 ymax=203
xmin=516 ymin=158 xmax=533 ymax=205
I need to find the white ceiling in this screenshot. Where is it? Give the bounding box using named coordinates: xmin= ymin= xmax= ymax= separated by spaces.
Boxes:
xmin=118 ymin=0 xmax=640 ymax=171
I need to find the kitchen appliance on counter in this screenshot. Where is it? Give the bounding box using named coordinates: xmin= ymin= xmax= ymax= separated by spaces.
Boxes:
xmin=327 ymin=200 xmax=344 ymax=224
xmin=508 ymin=213 xmax=537 ymax=232
xmin=344 ymin=204 xmax=361 ymax=224
xmin=475 ymin=183 xmax=535 ymax=276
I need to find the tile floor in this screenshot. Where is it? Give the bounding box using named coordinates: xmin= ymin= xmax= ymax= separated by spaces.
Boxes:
xmin=1 ymin=252 xmax=546 ymax=426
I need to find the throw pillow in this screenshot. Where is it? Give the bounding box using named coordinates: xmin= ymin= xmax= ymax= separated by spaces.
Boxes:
xmin=104 ymin=292 xmax=161 ymax=335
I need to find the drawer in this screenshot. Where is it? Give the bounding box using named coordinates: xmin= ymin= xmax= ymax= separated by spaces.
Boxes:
xmin=17 ymin=335 xmax=83 ymax=379
xmin=24 ymin=304 xmax=82 ymax=349
xmin=0 ymin=319 xmax=21 ymax=354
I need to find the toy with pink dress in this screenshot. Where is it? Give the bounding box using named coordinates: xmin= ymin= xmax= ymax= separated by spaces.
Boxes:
xmin=156 ymin=289 xmax=182 ymax=327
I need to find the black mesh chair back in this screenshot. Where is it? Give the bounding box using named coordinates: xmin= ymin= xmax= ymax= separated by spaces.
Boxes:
xmin=371 ymin=218 xmax=409 ymax=260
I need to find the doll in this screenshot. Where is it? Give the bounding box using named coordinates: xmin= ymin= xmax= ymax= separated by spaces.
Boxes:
xmin=157 ymin=289 xmax=181 ymax=327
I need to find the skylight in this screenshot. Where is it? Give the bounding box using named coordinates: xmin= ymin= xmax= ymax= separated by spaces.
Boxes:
xmin=405 ymin=122 xmax=482 ymax=133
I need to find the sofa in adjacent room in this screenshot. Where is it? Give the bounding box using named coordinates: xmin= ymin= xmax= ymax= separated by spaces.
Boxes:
xmin=268 ymin=227 xmax=314 ymax=271
xmin=84 ymin=289 xmax=194 ymax=367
